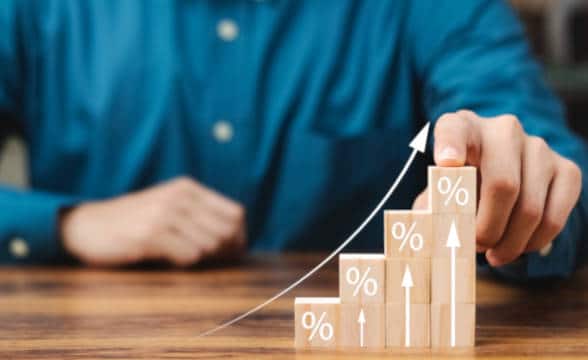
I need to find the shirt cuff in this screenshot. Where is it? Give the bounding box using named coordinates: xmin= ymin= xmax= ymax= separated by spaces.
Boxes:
xmin=0 ymin=188 xmax=80 ymax=264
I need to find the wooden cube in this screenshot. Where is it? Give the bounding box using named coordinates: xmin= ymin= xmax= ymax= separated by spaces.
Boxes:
xmin=431 ymin=303 xmax=476 ymax=347
xmin=339 ymin=254 xmax=385 ymax=304
xmin=428 ymin=166 xmax=476 ymax=214
xmin=339 ymin=304 xmax=385 ymax=348
xmin=384 ymin=210 xmax=432 ymax=258
xmin=295 ymin=298 xmax=340 ymax=349
xmin=386 ymin=303 xmax=430 ymax=348
xmin=432 ymin=214 xmax=475 ymax=258
xmin=431 ymin=258 xmax=476 ymax=304
xmin=386 ymin=258 xmax=430 ymax=304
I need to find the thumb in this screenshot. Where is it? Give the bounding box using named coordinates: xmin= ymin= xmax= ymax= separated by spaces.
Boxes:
xmin=412 ymin=189 xmax=429 ymax=210
xmin=433 ymin=111 xmax=477 ymax=167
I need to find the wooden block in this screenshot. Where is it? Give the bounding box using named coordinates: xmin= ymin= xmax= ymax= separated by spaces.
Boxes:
xmin=386 ymin=258 xmax=430 ymax=304
xmin=339 ymin=254 xmax=385 ymax=304
xmin=431 ymin=258 xmax=476 ymax=304
xmin=431 ymin=303 xmax=476 ymax=347
xmin=428 ymin=166 xmax=477 ymax=214
xmin=384 ymin=210 xmax=432 ymax=258
xmin=386 ymin=303 xmax=430 ymax=348
xmin=339 ymin=304 xmax=385 ymax=348
xmin=295 ymin=298 xmax=340 ymax=349
xmin=432 ymin=214 xmax=475 ymax=258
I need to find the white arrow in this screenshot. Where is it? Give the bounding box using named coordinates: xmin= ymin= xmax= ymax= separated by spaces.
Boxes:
xmin=401 ymin=265 xmax=414 ymax=347
xmin=446 ymin=220 xmax=461 ymax=347
xmin=198 ymin=122 xmax=431 ymax=337
xmin=358 ymin=309 xmax=366 ymax=347
xmin=408 ymin=122 xmax=430 ymax=153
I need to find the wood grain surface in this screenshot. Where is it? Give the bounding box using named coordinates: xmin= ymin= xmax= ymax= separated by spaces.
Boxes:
xmin=1 ymin=253 xmax=587 ymax=359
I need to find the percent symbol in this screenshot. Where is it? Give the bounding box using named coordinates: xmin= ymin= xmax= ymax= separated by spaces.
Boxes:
xmin=391 ymin=221 xmax=424 ymax=251
xmin=302 ymin=311 xmax=334 ymax=341
xmin=346 ymin=266 xmax=378 ymax=297
xmin=437 ymin=175 xmax=469 ymax=206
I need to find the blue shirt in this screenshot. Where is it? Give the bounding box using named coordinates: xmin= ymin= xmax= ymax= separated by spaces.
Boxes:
xmin=1 ymin=0 xmax=587 ymax=279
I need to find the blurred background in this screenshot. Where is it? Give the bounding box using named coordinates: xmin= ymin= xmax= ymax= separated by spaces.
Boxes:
xmin=511 ymin=0 xmax=588 ymax=139
xmin=0 ymin=0 xmax=586 ymax=188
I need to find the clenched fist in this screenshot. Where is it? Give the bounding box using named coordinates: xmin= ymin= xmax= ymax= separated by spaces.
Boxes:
xmin=60 ymin=177 xmax=246 ymax=267
xmin=414 ymin=111 xmax=582 ymax=267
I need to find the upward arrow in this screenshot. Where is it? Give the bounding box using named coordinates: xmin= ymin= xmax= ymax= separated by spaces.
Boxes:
xmin=409 ymin=122 xmax=430 ymax=153
xmin=402 ymin=265 xmax=414 ymax=347
xmin=446 ymin=220 xmax=460 ymax=347
xmin=358 ymin=309 xmax=366 ymax=347
xmin=446 ymin=221 xmax=461 ymax=248
xmin=401 ymin=265 xmax=414 ymax=288
xmin=199 ymin=123 xmax=431 ymax=337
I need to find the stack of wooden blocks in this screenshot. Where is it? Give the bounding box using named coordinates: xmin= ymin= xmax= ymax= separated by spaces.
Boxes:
xmin=295 ymin=166 xmax=476 ymax=349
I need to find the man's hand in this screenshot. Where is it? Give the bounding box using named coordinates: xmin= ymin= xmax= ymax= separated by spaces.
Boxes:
xmin=60 ymin=177 xmax=246 ymax=267
xmin=413 ymin=111 xmax=582 ymax=267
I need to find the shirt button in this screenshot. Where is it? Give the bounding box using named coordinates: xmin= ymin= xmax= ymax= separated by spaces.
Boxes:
xmin=217 ymin=19 xmax=239 ymax=42
xmin=213 ymin=120 xmax=234 ymax=143
xmin=9 ymin=237 xmax=29 ymax=259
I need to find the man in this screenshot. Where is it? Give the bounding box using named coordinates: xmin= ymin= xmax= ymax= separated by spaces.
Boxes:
xmin=0 ymin=0 xmax=586 ymax=280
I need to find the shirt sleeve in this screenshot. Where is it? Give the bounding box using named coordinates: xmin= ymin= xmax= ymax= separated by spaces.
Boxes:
xmin=0 ymin=0 xmax=21 ymax=114
xmin=0 ymin=2 xmax=80 ymax=264
xmin=407 ymin=0 xmax=588 ymax=279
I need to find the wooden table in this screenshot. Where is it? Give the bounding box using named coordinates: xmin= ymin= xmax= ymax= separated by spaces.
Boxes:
xmin=1 ymin=254 xmax=587 ymax=359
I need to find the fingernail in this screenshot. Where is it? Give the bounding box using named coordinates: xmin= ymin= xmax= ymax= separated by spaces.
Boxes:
xmin=486 ymin=257 xmax=500 ymax=267
xmin=486 ymin=251 xmax=505 ymax=267
xmin=539 ymin=243 xmax=553 ymax=257
xmin=438 ymin=146 xmax=460 ymax=161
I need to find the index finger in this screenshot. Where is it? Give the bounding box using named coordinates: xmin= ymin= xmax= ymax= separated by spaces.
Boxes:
xmin=433 ymin=110 xmax=481 ymax=167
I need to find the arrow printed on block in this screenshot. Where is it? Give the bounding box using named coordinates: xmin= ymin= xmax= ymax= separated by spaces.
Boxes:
xmin=401 ymin=265 xmax=414 ymax=347
xmin=358 ymin=309 xmax=366 ymax=347
xmin=446 ymin=220 xmax=461 ymax=347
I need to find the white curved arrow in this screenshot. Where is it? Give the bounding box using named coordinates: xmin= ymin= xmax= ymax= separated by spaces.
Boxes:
xmin=198 ymin=122 xmax=431 ymax=337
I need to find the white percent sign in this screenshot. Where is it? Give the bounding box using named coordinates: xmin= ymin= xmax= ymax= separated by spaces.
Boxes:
xmin=345 ymin=266 xmax=378 ymax=297
xmin=392 ymin=221 xmax=424 ymax=252
xmin=302 ymin=311 xmax=334 ymax=341
xmin=437 ymin=176 xmax=469 ymax=207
